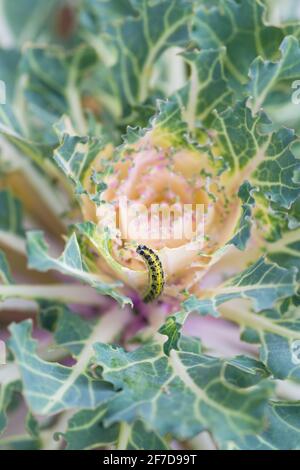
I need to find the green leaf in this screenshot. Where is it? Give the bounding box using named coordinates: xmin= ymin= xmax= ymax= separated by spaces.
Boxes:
xmin=237 ymin=308 xmax=300 ymax=382
xmin=151 ymin=47 xmax=232 ymax=142
xmin=0 ymin=190 xmax=24 ymax=237
xmin=158 ymin=309 xmax=189 ymax=355
xmin=121 ymin=421 xmax=168 ymax=450
xmin=63 ymin=404 xmax=118 ymax=450
xmin=228 ymin=181 xmax=256 ymax=250
xmin=229 ymin=401 xmax=300 ymax=450
xmin=75 ymin=221 xmax=146 ymax=288
xmin=25 ymin=411 xmax=39 ymax=438
xmin=93 ymin=340 xmax=273 ymax=443
xmin=0 ymin=47 xmax=70 ymax=220
xmin=8 ymin=319 xmax=114 ymax=415
xmin=64 ymin=408 xmax=168 ymax=450
xmin=0 ymin=189 xmax=26 ymax=255
xmin=267 ymin=224 xmax=300 ymax=280
xmin=183 ymin=258 xmax=297 ymax=317
xmin=0 ymin=48 xmax=20 ymax=100
xmin=0 ymin=250 xmax=13 ymax=284
xmin=38 ymin=302 xmax=108 ymax=359
xmin=53 ymin=117 xmax=106 ymax=198
xmin=212 ymin=101 xmax=300 ymax=210
xmin=3 ymin=42 xmax=96 ymax=173
xmin=80 ymin=0 xmax=136 ymax=26
xmin=182 ymin=48 xmax=232 ymax=127
xmin=0 ymin=434 xmax=41 ymax=450
xmin=1 ymin=0 xmax=62 ymax=45
xmin=175 ymin=47 xmax=232 ymax=130
xmin=0 ymin=379 xmax=21 ymax=434
xmin=21 ymin=45 xmax=94 ymax=136
xmin=192 ymin=0 xmax=283 ymax=92
xmin=0 ymin=256 xmax=106 ymax=306
xmin=26 ymin=230 xmax=131 ymax=306
xmin=163 ymin=302 xmax=300 ymax=385
xmin=249 ymin=36 xmax=300 ymax=114
xmin=0 ymin=82 xmax=57 ymax=170
xmin=79 ymin=0 xmax=192 ymax=123
xmin=259 ymin=317 xmax=300 ymax=381
xmin=0 ymin=103 xmax=47 ymax=155
xmin=0 ymin=106 xmax=72 ymax=226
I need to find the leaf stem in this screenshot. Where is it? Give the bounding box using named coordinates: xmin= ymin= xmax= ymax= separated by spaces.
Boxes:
xmin=66 ymin=48 xmax=87 ymax=135
xmin=116 ymin=422 xmax=131 ymax=450
xmin=0 ymin=284 xmax=103 ymax=306
xmin=221 ymin=305 xmax=300 ymax=340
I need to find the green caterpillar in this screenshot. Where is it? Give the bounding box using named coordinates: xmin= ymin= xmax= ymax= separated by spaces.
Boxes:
xmin=136 ymin=244 xmax=165 ymax=303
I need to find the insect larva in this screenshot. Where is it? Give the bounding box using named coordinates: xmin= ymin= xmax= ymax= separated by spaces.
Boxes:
xmin=136 ymin=244 xmax=165 ymax=303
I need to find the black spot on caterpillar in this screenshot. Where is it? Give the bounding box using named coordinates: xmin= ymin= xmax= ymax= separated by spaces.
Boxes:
xmin=136 ymin=244 xmax=165 ymax=303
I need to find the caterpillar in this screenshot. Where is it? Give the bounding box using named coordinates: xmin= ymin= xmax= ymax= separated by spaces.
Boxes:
xmin=136 ymin=244 xmax=165 ymax=303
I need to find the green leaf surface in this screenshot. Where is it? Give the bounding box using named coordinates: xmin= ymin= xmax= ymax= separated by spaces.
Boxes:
xmin=158 ymin=310 xmax=189 ymax=355
xmin=0 ymin=250 xmax=13 ymax=284
xmin=248 ymin=35 xmax=300 ymax=114
xmin=0 ymin=190 xmax=26 ymax=254
xmin=0 ymin=434 xmax=41 ymax=450
xmin=0 ymin=190 xmax=24 ymax=237
xmin=212 ymin=101 xmax=300 ymax=210
xmin=1 ymin=0 xmax=62 ymax=45
xmin=152 ymin=47 xmax=232 ymax=142
xmin=26 ymin=230 xmax=130 ymax=306
xmin=0 ymin=97 xmax=55 ymax=166
xmin=38 ymin=302 xmax=104 ymax=358
xmin=176 ymin=47 xmax=232 ymax=129
xmin=21 ymin=45 xmax=95 ymax=137
xmin=0 ymin=379 xmax=21 ymax=435
xmin=193 ymin=0 xmax=283 ymax=92
xmin=0 ymin=48 xmax=20 ymax=100
xmin=74 ymin=221 xmax=146 ymax=287
xmin=238 ymin=309 xmax=300 ymax=382
xmin=93 ymin=340 xmax=273 ymax=444
xmin=53 ymin=117 xmax=105 ymax=196
xmin=267 ymin=223 xmax=300 ymax=280
xmin=183 ymin=258 xmax=297 ymax=317
xmin=79 ymin=0 xmax=192 ymax=123
xmin=229 ymin=401 xmax=300 ymax=450
xmin=228 ymin=181 xmax=256 ymax=250
xmin=8 ymin=319 xmax=114 ymax=415
xmin=64 ymin=407 xmax=168 ymax=450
